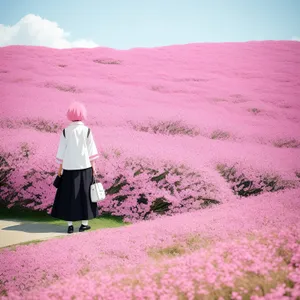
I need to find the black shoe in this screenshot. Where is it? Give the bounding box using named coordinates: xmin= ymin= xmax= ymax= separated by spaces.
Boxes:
xmin=79 ymin=225 xmax=91 ymax=232
xmin=67 ymin=225 xmax=74 ymax=234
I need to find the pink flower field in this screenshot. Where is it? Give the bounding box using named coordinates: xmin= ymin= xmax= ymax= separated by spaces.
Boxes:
xmin=0 ymin=41 xmax=300 ymax=299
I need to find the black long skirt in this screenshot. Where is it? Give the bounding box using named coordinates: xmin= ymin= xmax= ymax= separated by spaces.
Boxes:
xmin=51 ymin=167 xmax=98 ymax=221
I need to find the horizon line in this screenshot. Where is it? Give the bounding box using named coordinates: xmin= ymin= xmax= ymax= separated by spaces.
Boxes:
xmin=0 ymin=39 xmax=299 ymax=52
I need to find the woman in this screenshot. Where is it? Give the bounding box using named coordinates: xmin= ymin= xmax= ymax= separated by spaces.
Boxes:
xmin=51 ymin=102 xmax=99 ymax=234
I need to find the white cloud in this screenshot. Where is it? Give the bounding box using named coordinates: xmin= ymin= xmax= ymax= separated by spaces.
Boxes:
xmin=0 ymin=14 xmax=98 ymax=48
xmin=291 ymin=36 xmax=300 ymax=42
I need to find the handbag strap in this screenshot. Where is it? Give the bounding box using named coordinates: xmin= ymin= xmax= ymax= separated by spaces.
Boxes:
xmin=63 ymin=127 xmax=90 ymax=138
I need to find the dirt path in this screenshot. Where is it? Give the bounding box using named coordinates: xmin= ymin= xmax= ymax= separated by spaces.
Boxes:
xmin=0 ymin=220 xmax=67 ymax=248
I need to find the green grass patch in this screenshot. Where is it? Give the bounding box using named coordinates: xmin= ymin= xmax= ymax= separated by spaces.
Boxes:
xmin=0 ymin=204 xmax=129 ymax=230
xmin=148 ymin=235 xmax=214 ymax=260
xmin=2 ymin=239 xmax=45 ymax=251
xmin=211 ymin=130 xmax=230 ymax=140
xmin=148 ymin=244 xmax=186 ymax=259
xmin=0 ymin=204 xmax=129 ymax=250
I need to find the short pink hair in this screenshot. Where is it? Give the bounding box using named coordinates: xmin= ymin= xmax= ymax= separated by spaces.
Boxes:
xmin=66 ymin=102 xmax=87 ymax=121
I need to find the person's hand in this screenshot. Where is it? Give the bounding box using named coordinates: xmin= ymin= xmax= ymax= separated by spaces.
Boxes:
xmin=92 ymin=166 xmax=97 ymax=176
xmin=58 ymin=165 xmax=63 ymax=177
xmin=91 ymin=161 xmax=97 ymax=175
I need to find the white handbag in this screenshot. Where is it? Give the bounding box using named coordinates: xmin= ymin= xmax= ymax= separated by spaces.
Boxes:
xmin=90 ymin=177 xmax=106 ymax=202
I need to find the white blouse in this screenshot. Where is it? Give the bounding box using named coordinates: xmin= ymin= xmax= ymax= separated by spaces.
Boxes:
xmin=56 ymin=121 xmax=99 ymax=170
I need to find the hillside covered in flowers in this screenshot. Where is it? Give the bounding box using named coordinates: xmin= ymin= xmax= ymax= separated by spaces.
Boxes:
xmin=0 ymin=41 xmax=300 ymax=299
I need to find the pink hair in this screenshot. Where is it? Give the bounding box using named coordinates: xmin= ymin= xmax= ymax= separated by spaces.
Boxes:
xmin=66 ymin=102 xmax=87 ymax=121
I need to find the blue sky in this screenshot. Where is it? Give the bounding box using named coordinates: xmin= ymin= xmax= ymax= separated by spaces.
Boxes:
xmin=0 ymin=0 xmax=299 ymax=49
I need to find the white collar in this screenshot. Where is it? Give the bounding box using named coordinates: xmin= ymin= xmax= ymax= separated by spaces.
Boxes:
xmin=70 ymin=121 xmax=84 ymax=125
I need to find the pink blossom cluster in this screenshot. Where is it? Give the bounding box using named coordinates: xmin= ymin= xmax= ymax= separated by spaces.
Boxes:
xmin=0 ymin=42 xmax=300 ymax=299
xmin=1 ymin=147 xmax=222 ymax=219
xmin=2 ymin=149 xmax=298 ymax=222
xmin=217 ymin=163 xmax=299 ymax=198
xmin=96 ymin=156 xmax=223 ymax=222
xmin=0 ymin=146 xmax=57 ymax=211
xmin=1 ymin=188 xmax=300 ymax=299
xmin=1 ymin=42 xmax=300 ymax=219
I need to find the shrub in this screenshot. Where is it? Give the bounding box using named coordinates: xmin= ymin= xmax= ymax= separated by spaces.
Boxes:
xmin=0 ymin=119 xmax=16 ymax=129
xmin=212 ymin=97 xmax=227 ymax=102
xmin=1 ymin=150 xmax=221 ymax=221
xmin=0 ymin=153 xmax=14 ymax=206
xmin=217 ymin=163 xmax=298 ymax=197
xmin=96 ymin=156 xmax=220 ymax=222
xmin=44 ymin=82 xmax=81 ymax=93
xmin=21 ymin=119 xmax=63 ymax=133
xmin=273 ymin=138 xmax=300 ymax=149
xmin=230 ymin=94 xmax=248 ymax=103
xmin=248 ymin=108 xmax=261 ymax=115
xmin=211 ymin=130 xmax=230 ymax=140
xmin=93 ymin=59 xmax=122 ymax=65
xmin=0 ymin=118 xmax=63 ymax=133
xmin=0 ymin=148 xmax=56 ymax=211
xmin=130 ymin=120 xmax=199 ymax=137
xmin=151 ymin=85 xmax=164 ymax=92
